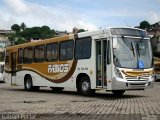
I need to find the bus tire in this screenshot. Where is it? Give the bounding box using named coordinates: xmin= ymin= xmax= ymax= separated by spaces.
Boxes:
xmin=51 ymin=87 xmax=64 ymax=92
xmin=24 ymin=76 xmax=39 ymax=91
xmin=112 ymin=90 xmax=125 ymax=96
xmin=78 ymin=76 xmax=95 ymax=96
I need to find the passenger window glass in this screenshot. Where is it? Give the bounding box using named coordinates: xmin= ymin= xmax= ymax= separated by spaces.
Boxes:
xmin=34 ymin=45 xmax=45 ymax=62
xmin=18 ymin=49 xmax=23 ymax=64
xmin=60 ymin=40 xmax=73 ymax=60
xmin=75 ymin=37 xmax=92 ymax=59
xmin=46 ymin=43 xmax=58 ymax=61
xmin=23 ymin=47 xmax=33 ymax=63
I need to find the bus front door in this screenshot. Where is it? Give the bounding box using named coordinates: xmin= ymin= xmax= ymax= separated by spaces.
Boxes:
xmin=96 ymin=40 xmax=107 ymax=88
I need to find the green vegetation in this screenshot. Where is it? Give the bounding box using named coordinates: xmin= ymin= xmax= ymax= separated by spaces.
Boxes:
xmin=11 ymin=24 xmax=21 ymax=33
xmin=20 ymin=22 xmax=26 ymax=31
xmin=9 ymin=23 xmax=55 ymax=45
xmin=140 ymin=21 xmax=150 ymax=30
xmin=77 ymin=29 xmax=86 ymax=33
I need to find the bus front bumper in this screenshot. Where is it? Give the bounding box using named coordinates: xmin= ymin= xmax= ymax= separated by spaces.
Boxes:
xmin=112 ymin=77 xmax=154 ymax=90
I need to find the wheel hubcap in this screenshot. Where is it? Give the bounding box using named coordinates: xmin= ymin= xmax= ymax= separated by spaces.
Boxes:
xmin=26 ymin=80 xmax=31 ymax=89
xmin=82 ymin=82 xmax=89 ymax=92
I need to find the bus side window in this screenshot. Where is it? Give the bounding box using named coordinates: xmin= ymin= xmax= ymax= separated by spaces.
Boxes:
xmin=34 ymin=45 xmax=45 ymax=63
xmin=75 ymin=37 xmax=92 ymax=60
xmin=23 ymin=47 xmax=33 ymax=63
xmin=46 ymin=43 xmax=58 ymax=62
xmin=60 ymin=40 xmax=74 ymax=61
xmin=18 ymin=48 xmax=23 ymax=64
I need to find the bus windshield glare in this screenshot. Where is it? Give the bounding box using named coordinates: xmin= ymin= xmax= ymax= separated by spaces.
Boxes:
xmin=113 ymin=37 xmax=152 ymax=69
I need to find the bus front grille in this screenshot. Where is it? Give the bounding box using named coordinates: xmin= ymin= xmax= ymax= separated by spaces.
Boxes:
xmin=127 ymin=83 xmax=148 ymax=88
xmin=125 ymin=75 xmax=149 ymax=81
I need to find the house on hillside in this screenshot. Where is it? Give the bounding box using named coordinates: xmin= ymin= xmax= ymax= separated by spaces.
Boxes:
xmin=0 ymin=29 xmax=13 ymax=61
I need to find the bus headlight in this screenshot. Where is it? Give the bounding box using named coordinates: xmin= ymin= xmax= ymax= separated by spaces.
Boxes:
xmin=115 ymin=68 xmax=123 ymax=78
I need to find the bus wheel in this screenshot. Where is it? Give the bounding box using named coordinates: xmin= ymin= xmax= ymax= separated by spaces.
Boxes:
xmin=24 ymin=76 xmax=39 ymax=91
xmin=24 ymin=76 xmax=33 ymax=91
xmin=112 ymin=90 xmax=125 ymax=96
xmin=51 ymin=87 xmax=64 ymax=92
xmin=78 ymin=76 xmax=95 ymax=96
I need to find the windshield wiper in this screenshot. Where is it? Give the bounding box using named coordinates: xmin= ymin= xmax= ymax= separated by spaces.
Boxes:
xmin=136 ymin=43 xmax=140 ymax=57
xmin=131 ymin=42 xmax=135 ymax=57
xmin=121 ymin=36 xmax=135 ymax=57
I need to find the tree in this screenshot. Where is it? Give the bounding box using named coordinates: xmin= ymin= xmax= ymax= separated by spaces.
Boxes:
xmin=41 ymin=26 xmax=51 ymax=39
xmin=42 ymin=25 xmax=50 ymax=31
xmin=11 ymin=24 xmax=21 ymax=33
xmin=77 ymin=29 xmax=86 ymax=33
xmin=21 ymin=26 xmax=55 ymax=41
xmin=140 ymin=21 xmax=150 ymax=30
xmin=41 ymin=26 xmax=55 ymax=39
xmin=21 ymin=27 xmax=41 ymax=40
xmin=10 ymin=24 xmax=55 ymax=44
xmin=20 ymin=22 xmax=26 ymax=31
xmin=14 ymin=37 xmax=26 ymax=45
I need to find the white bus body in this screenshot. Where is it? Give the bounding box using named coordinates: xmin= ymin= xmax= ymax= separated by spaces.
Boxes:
xmin=4 ymin=27 xmax=154 ymax=95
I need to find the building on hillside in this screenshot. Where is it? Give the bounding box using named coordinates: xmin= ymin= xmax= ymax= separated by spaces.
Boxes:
xmin=55 ymin=31 xmax=68 ymax=37
xmin=147 ymin=21 xmax=160 ymax=36
xmin=0 ymin=29 xmax=13 ymax=61
xmin=0 ymin=29 xmax=14 ymax=45
xmin=147 ymin=22 xmax=160 ymax=57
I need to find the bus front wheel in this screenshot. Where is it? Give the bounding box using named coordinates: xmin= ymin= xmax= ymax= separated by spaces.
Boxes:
xmin=112 ymin=90 xmax=125 ymax=96
xmin=78 ymin=76 xmax=95 ymax=96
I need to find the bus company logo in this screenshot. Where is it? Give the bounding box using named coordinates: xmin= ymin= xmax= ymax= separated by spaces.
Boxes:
xmin=137 ymin=76 xmax=140 ymax=80
xmin=48 ymin=64 xmax=69 ymax=73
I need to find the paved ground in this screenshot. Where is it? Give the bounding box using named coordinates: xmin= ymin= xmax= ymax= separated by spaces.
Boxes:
xmin=0 ymin=82 xmax=160 ymax=120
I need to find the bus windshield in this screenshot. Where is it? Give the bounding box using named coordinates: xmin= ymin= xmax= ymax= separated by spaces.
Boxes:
xmin=113 ymin=37 xmax=152 ymax=69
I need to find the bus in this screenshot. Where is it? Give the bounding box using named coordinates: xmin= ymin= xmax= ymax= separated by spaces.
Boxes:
xmin=4 ymin=27 xmax=154 ymax=96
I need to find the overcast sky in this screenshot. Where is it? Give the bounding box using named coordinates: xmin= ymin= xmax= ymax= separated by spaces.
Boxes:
xmin=0 ymin=0 xmax=160 ymax=31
